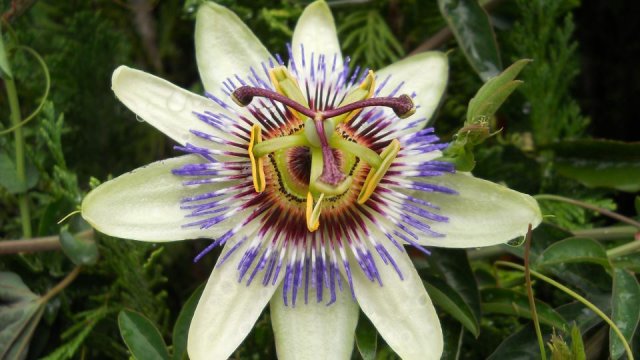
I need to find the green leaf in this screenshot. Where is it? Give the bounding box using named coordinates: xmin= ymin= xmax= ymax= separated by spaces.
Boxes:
xmin=535 ymin=237 xmax=611 ymax=269
xmin=172 ymin=284 xmax=204 ymax=360
xmin=0 ymin=28 xmax=13 ymax=79
xmin=0 ymin=151 xmax=39 ymax=194
xmin=59 ymin=225 xmax=99 ymax=265
xmin=467 ymin=59 xmax=530 ymax=125
xmin=442 ymin=59 xmax=530 ymax=171
xmin=441 ymin=318 xmax=463 ymax=360
xmin=571 ymin=323 xmax=586 ymax=360
xmin=0 ymin=272 xmax=44 ymax=360
xmin=438 ymin=0 xmax=502 ymax=81
xmin=355 ymin=311 xmax=377 ymax=360
xmin=424 ymin=276 xmax=479 ymax=337
xmin=635 ymin=196 xmax=640 ymax=216
xmin=550 ymin=140 xmax=640 ymax=192
xmin=487 ymin=324 xmax=545 ymax=360
xmin=613 ymin=252 xmax=640 ymax=273
xmin=610 ymin=268 xmax=640 ymax=359
xmin=481 ymin=288 xmax=568 ymax=331
xmin=118 ymin=309 xmax=170 ymax=360
xmin=426 ymin=249 xmax=482 ymax=326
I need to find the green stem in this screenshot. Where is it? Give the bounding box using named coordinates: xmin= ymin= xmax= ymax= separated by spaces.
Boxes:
xmin=495 ymin=261 xmax=635 ymax=360
xmin=3 ymin=75 xmax=31 ymax=238
xmin=329 ymin=136 xmax=382 ymax=168
xmin=573 ymin=226 xmax=638 ymax=240
xmin=535 ymin=194 xmax=640 ymax=229
xmin=607 ymin=240 xmax=640 ymax=259
xmin=523 ymin=225 xmax=546 ymax=360
xmin=252 ymin=134 xmax=308 ymax=157
xmin=0 ymin=46 xmax=51 ymax=135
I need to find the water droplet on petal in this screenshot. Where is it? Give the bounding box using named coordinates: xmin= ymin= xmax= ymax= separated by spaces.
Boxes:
xmin=167 ymin=91 xmax=187 ymax=112
xmin=506 ymin=236 xmax=526 ymax=247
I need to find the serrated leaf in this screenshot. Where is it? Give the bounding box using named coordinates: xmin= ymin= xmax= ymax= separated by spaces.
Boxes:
xmin=535 ymin=237 xmax=611 ymax=269
xmin=338 ymin=10 xmax=404 ymax=69
xmin=424 ymin=276 xmax=479 ymax=337
xmin=481 ymin=288 xmax=568 ymax=332
xmin=438 ymin=0 xmax=502 ymax=81
xmin=40 ymin=306 xmax=108 ymax=360
xmin=355 ymin=311 xmax=377 ymax=360
xmin=610 ymin=268 xmax=640 ymax=359
xmin=0 ymin=272 xmax=44 ymax=360
xmin=59 ymin=225 xmax=99 ymax=265
xmin=550 ymin=140 xmax=640 ymax=192
xmin=118 ymin=309 xmax=170 ymax=360
xmin=0 ymin=151 xmax=39 ymax=194
xmin=172 ymin=284 xmax=204 ymax=360
xmin=0 ymin=28 xmax=13 ymax=80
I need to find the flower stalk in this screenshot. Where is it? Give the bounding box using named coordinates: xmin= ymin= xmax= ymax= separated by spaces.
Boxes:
xmin=3 ymin=73 xmax=32 ymax=238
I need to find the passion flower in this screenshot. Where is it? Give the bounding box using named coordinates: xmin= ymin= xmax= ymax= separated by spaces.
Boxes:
xmin=81 ymin=1 xmax=541 ymax=359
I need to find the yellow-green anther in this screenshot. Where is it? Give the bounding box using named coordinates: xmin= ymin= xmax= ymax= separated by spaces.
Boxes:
xmin=306 ymin=192 xmax=325 ymax=232
xmin=357 ymin=139 xmax=401 ymax=204
xmin=269 ymin=66 xmax=309 ymax=116
xmin=327 ymin=70 xmax=375 ymax=128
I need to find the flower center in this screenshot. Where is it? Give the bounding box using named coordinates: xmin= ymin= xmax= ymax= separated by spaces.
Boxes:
xmin=232 ymin=66 xmax=415 ymax=232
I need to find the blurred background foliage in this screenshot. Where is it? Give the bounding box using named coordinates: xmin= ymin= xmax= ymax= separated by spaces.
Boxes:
xmin=1 ymin=0 xmax=639 ymax=359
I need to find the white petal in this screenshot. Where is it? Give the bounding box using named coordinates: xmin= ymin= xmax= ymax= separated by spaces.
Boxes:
xmin=195 ymin=2 xmax=272 ymax=95
xmin=375 ymin=52 xmax=448 ymax=136
xmin=111 ymin=66 xmax=234 ymax=147
xmin=270 ymin=280 xmax=358 ymax=360
xmin=81 ymin=155 xmax=241 ymax=241
xmin=411 ymin=172 xmax=542 ymax=247
xmin=353 ymin=249 xmax=443 ymax=360
xmin=292 ymin=0 xmax=343 ymax=70
xmin=188 ymin=234 xmax=281 ymax=360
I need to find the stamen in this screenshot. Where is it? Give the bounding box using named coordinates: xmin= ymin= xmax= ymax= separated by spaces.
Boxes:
xmin=306 ymin=192 xmax=324 ymax=232
xmin=358 ymin=139 xmax=401 ymax=204
xmin=248 ymin=124 xmax=266 ymax=192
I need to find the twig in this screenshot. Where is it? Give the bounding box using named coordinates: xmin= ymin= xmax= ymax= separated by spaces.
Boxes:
xmin=408 ymin=27 xmax=452 ymax=56
xmin=0 ymin=229 xmax=93 ymax=254
xmin=129 ymin=0 xmax=163 ymax=73
xmin=1 ymin=0 xmax=37 ymax=23
xmin=40 ymin=266 xmax=82 ymax=304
